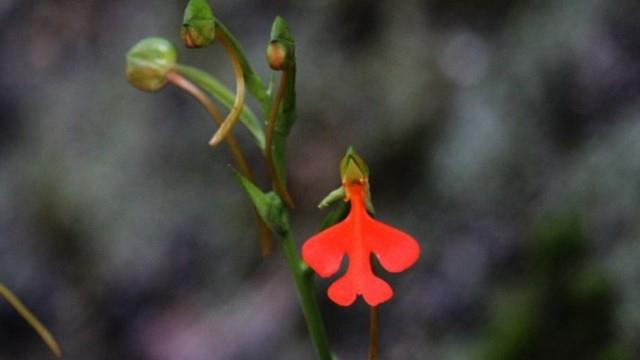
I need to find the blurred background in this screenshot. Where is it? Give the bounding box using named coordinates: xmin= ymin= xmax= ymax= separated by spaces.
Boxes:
xmin=1 ymin=0 xmax=639 ymax=359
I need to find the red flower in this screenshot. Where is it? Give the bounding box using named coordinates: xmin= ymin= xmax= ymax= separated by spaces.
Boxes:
xmin=302 ymin=181 xmax=420 ymax=306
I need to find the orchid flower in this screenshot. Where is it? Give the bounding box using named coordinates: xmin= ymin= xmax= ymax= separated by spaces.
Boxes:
xmin=302 ymin=149 xmax=420 ymax=306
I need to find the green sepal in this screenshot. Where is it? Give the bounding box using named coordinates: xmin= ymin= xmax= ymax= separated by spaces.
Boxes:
xmin=233 ymin=169 xmax=289 ymax=236
xmin=365 ymin=197 xmax=376 ymax=215
xmin=176 ymin=64 xmax=265 ymax=151
xmin=340 ymin=146 xmax=369 ymax=182
xmin=318 ymin=187 xmax=345 ymax=209
xmin=339 ymin=147 xmax=375 ymax=213
xmin=182 ymin=0 xmax=216 ymax=48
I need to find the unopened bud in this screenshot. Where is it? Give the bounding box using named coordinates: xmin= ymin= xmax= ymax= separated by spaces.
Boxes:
xmin=182 ymin=0 xmax=216 ymax=48
xmin=266 ymin=41 xmax=290 ymax=70
xmin=126 ymin=38 xmax=177 ymax=92
xmin=267 ymin=16 xmax=294 ymax=70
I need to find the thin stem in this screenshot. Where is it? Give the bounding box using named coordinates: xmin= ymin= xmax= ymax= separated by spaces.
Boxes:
xmin=368 ymin=306 xmax=379 ymax=360
xmin=208 ymin=31 xmax=247 ymax=146
xmin=0 ymin=282 xmax=62 ymax=358
xmin=282 ymin=229 xmax=332 ymax=360
xmin=167 ymin=71 xmax=273 ymax=255
xmin=265 ymin=70 xmax=295 ymax=208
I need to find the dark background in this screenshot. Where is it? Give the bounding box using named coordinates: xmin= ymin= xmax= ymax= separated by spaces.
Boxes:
xmin=1 ymin=0 xmax=639 ymax=359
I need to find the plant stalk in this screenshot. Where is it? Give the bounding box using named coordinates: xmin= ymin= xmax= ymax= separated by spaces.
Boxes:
xmin=281 ymin=229 xmax=332 ymax=360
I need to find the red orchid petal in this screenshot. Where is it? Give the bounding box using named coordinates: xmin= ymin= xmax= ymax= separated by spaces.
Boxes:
xmin=302 ymin=219 xmax=350 ymax=278
xmin=327 ymin=275 xmax=358 ymax=306
xmin=360 ymin=274 xmax=393 ymax=307
xmin=303 ymin=182 xmax=421 ymax=306
xmin=364 ymin=216 xmax=420 ymax=273
xmin=327 ymin=271 xmax=393 ymax=307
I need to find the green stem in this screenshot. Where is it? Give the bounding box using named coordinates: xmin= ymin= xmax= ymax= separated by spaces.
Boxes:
xmin=281 ymin=229 xmax=332 ymax=360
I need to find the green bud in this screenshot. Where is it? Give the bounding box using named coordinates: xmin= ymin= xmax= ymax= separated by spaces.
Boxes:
xmin=126 ymin=37 xmax=177 ymax=92
xmin=182 ymin=0 xmax=216 ymax=48
xmin=340 ymin=147 xmax=369 ymax=183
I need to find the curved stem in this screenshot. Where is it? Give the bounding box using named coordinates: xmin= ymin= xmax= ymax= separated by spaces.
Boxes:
xmin=265 ymin=70 xmax=295 ymax=208
xmin=208 ymin=31 xmax=247 ymax=146
xmin=167 ymin=71 xmax=273 ymax=255
xmin=368 ymin=306 xmax=379 ymax=360
xmin=0 ymin=282 xmax=62 ymax=358
xmin=281 ymin=230 xmax=332 ymax=360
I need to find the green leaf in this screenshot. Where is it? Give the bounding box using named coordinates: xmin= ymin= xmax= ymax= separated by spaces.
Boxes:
xmin=233 ymin=169 xmax=289 ymax=235
xmin=318 ymin=187 xmax=345 ymax=209
xmin=176 ymin=64 xmax=265 ymax=151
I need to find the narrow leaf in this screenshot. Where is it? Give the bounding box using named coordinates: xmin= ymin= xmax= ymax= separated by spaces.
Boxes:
xmin=232 ymin=169 xmax=289 ymax=235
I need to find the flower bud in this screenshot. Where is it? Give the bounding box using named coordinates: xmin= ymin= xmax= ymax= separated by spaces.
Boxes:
xmin=126 ymin=38 xmax=177 ymax=92
xmin=266 ymin=41 xmax=290 ymax=70
xmin=267 ymin=16 xmax=294 ymax=70
xmin=182 ymin=0 xmax=216 ymax=48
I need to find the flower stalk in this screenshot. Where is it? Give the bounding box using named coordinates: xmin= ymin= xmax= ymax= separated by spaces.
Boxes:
xmin=207 ymin=31 xmax=246 ymax=147
xmin=369 ymin=306 xmax=379 ymax=360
